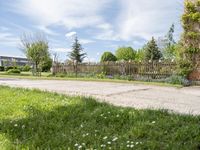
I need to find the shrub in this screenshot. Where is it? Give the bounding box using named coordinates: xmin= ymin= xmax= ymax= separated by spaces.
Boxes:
xmin=7 ymin=69 xmax=21 ymax=74
xmin=165 ymin=75 xmax=190 ymax=86
xmin=22 ymin=65 xmax=31 ymax=72
xmin=96 ymin=72 xmax=106 ymax=79
xmin=0 ymin=66 xmax=4 ymax=71
xmin=100 ymin=52 xmax=117 ymax=62
xmin=5 ymin=66 xmax=15 ymax=71
xmin=177 ymin=59 xmax=193 ymax=77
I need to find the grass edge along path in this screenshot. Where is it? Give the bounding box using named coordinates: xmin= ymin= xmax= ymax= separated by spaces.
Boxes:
xmin=0 ymin=73 xmax=182 ymax=88
xmin=0 ymin=86 xmax=199 ymax=149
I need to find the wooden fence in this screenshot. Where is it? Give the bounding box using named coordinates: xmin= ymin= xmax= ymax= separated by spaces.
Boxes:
xmin=52 ymin=61 xmax=177 ymax=80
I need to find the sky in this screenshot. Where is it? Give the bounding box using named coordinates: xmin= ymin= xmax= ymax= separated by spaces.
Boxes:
xmin=0 ymin=0 xmax=184 ymax=62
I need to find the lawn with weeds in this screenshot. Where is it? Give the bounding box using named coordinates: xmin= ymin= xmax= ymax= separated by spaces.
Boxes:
xmin=0 ymin=86 xmax=200 ymax=149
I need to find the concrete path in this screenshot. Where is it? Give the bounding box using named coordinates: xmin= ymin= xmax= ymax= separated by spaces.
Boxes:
xmin=0 ymin=78 xmax=200 ymax=115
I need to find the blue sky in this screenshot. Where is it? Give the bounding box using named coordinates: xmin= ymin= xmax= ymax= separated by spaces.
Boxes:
xmin=0 ymin=0 xmax=184 ymax=62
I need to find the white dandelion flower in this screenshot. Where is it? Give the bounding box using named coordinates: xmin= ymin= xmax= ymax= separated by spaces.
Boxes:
xmin=107 ymin=141 xmax=111 ymax=144
xmin=112 ymin=137 xmax=118 ymax=142
xmin=103 ymin=136 xmax=108 ymax=140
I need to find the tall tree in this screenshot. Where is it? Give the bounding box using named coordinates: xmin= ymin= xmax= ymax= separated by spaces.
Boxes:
xmin=21 ymin=33 xmax=51 ymax=76
xmin=145 ymin=37 xmax=162 ymax=61
xmin=179 ymin=0 xmax=200 ymax=77
xmin=163 ymin=24 xmax=177 ymax=59
xmin=68 ymin=36 xmax=86 ymax=76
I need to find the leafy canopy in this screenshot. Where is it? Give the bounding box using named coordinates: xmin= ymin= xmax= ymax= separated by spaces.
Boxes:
xmin=115 ymin=47 xmax=136 ymax=61
xmin=101 ymin=52 xmax=117 ymax=62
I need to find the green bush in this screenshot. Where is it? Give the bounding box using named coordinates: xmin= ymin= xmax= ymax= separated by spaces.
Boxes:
xmin=5 ymin=66 xmax=16 ymax=71
xmin=7 ymin=69 xmax=21 ymax=74
xmin=0 ymin=66 xmax=4 ymax=71
xmin=100 ymin=52 xmax=117 ymax=62
xmin=22 ymin=65 xmax=31 ymax=72
xmin=177 ymin=59 xmax=193 ymax=77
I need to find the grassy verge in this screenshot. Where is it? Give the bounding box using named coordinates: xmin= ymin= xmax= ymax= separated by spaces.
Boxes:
xmin=0 ymin=86 xmax=199 ymax=149
xmin=0 ymin=72 xmax=182 ymax=88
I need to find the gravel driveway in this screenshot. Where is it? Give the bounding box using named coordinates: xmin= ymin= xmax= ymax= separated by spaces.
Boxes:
xmin=0 ymin=78 xmax=200 ymax=115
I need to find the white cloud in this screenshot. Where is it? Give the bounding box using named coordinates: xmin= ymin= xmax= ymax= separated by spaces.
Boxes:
xmin=0 ymin=31 xmax=20 ymax=47
xmin=79 ymin=39 xmax=95 ymax=44
xmin=65 ymin=31 xmax=77 ymax=38
xmin=116 ymin=0 xmax=184 ymax=41
xmin=51 ymin=48 xmax=71 ymax=53
xmin=36 ymin=25 xmax=58 ymax=35
xmin=9 ymin=0 xmax=113 ymax=29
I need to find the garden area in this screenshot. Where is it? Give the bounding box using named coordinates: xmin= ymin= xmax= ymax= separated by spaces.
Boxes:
xmin=0 ymin=86 xmax=200 ymax=149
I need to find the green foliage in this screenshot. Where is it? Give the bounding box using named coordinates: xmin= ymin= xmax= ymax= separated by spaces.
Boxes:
xmin=135 ymin=48 xmax=145 ymax=62
xmin=162 ymin=24 xmax=177 ymax=60
xmin=180 ymin=0 xmax=200 ymax=77
xmin=5 ymin=66 xmax=16 ymax=71
xmin=145 ymin=37 xmax=162 ymax=61
xmin=69 ymin=36 xmax=86 ymax=63
xmin=0 ymin=66 xmax=4 ymax=71
xmin=41 ymin=57 xmax=53 ymax=72
xmin=21 ymin=33 xmax=51 ymax=76
xmin=7 ymin=69 xmax=21 ymax=74
xmin=178 ymin=59 xmax=193 ymax=77
xmin=115 ymin=47 xmax=136 ymax=61
xmin=165 ymin=75 xmax=190 ymax=86
xmin=100 ymin=52 xmax=117 ymax=62
xmin=22 ymin=65 xmax=31 ymax=72
xmin=0 ymin=86 xmax=200 ymax=149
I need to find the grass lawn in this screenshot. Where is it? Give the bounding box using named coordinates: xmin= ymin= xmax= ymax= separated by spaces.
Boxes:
xmin=0 ymin=72 xmax=182 ymax=88
xmin=0 ymin=86 xmax=200 ymax=149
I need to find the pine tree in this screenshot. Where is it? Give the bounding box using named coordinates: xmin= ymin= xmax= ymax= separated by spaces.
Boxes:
xmin=69 ymin=36 xmax=86 ymax=63
xmin=145 ymin=37 xmax=162 ymax=61
xmin=68 ymin=36 xmax=86 ymax=77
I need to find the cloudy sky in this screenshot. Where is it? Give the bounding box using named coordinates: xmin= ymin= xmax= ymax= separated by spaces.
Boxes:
xmin=0 ymin=0 xmax=184 ymax=61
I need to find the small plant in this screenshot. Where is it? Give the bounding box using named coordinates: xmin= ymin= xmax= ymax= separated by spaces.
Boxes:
xmin=165 ymin=75 xmax=190 ymax=86
xmin=22 ymin=65 xmax=31 ymax=72
xmin=7 ymin=69 xmax=21 ymax=74
xmin=5 ymin=66 xmax=16 ymax=71
xmin=96 ymin=72 xmax=106 ymax=79
xmin=0 ymin=66 xmax=4 ymax=71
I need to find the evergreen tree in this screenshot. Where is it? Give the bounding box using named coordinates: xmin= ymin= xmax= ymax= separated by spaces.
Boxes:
xmin=68 ymin=36 xmax=86 ymax=77
xmin=145 ymin=37 xmax=162 ymax=61
xmin=69 ymin=36 xmax=86 ymax=63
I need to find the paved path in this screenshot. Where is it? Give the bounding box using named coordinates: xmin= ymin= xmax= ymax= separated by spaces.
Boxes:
xmin=0 ymin=78 xmax=200 ymax=115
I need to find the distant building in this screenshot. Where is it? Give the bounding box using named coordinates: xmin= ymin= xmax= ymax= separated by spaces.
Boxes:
xmin=0 ymin=56 xmax=30 ymax=67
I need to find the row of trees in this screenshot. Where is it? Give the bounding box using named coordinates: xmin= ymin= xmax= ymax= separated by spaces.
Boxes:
xmin=101 ymin=37 xmax=163 ymax=63
xmin=101 ymin=24 xmax=177 ymax=63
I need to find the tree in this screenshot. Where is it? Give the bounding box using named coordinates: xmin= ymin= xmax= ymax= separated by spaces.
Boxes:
xmin=162 ymin=24 xmax=177 ymax=59
xmin=144 ymin=37 xmax=162 ymax=61
xmin=68 ymin=36 xmax=86 ymax=76
xmin=115 ymin=47 xmax=136 ymax=61
xmin=135 ymin=47 xmax=145 ymax=62
xmin=41 ymin=57 xmax=53 ymax=72
xmin=21 ymin=33 xmax=51 ymax=76
xmin=180 ymin=0 xmax=200 ymax=77
xmin=100 ymin=52 xmax=117 ymax=62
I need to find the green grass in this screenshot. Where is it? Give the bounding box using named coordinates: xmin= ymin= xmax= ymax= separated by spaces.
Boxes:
xmin=0 ymin=72 xmax=182 ymax=88
xmin=0 ymin=86 xmax=200 ymax=149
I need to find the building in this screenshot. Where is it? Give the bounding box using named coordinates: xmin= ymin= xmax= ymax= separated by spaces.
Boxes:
xmin=0 ymin=56 xmax=29 ymax=67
